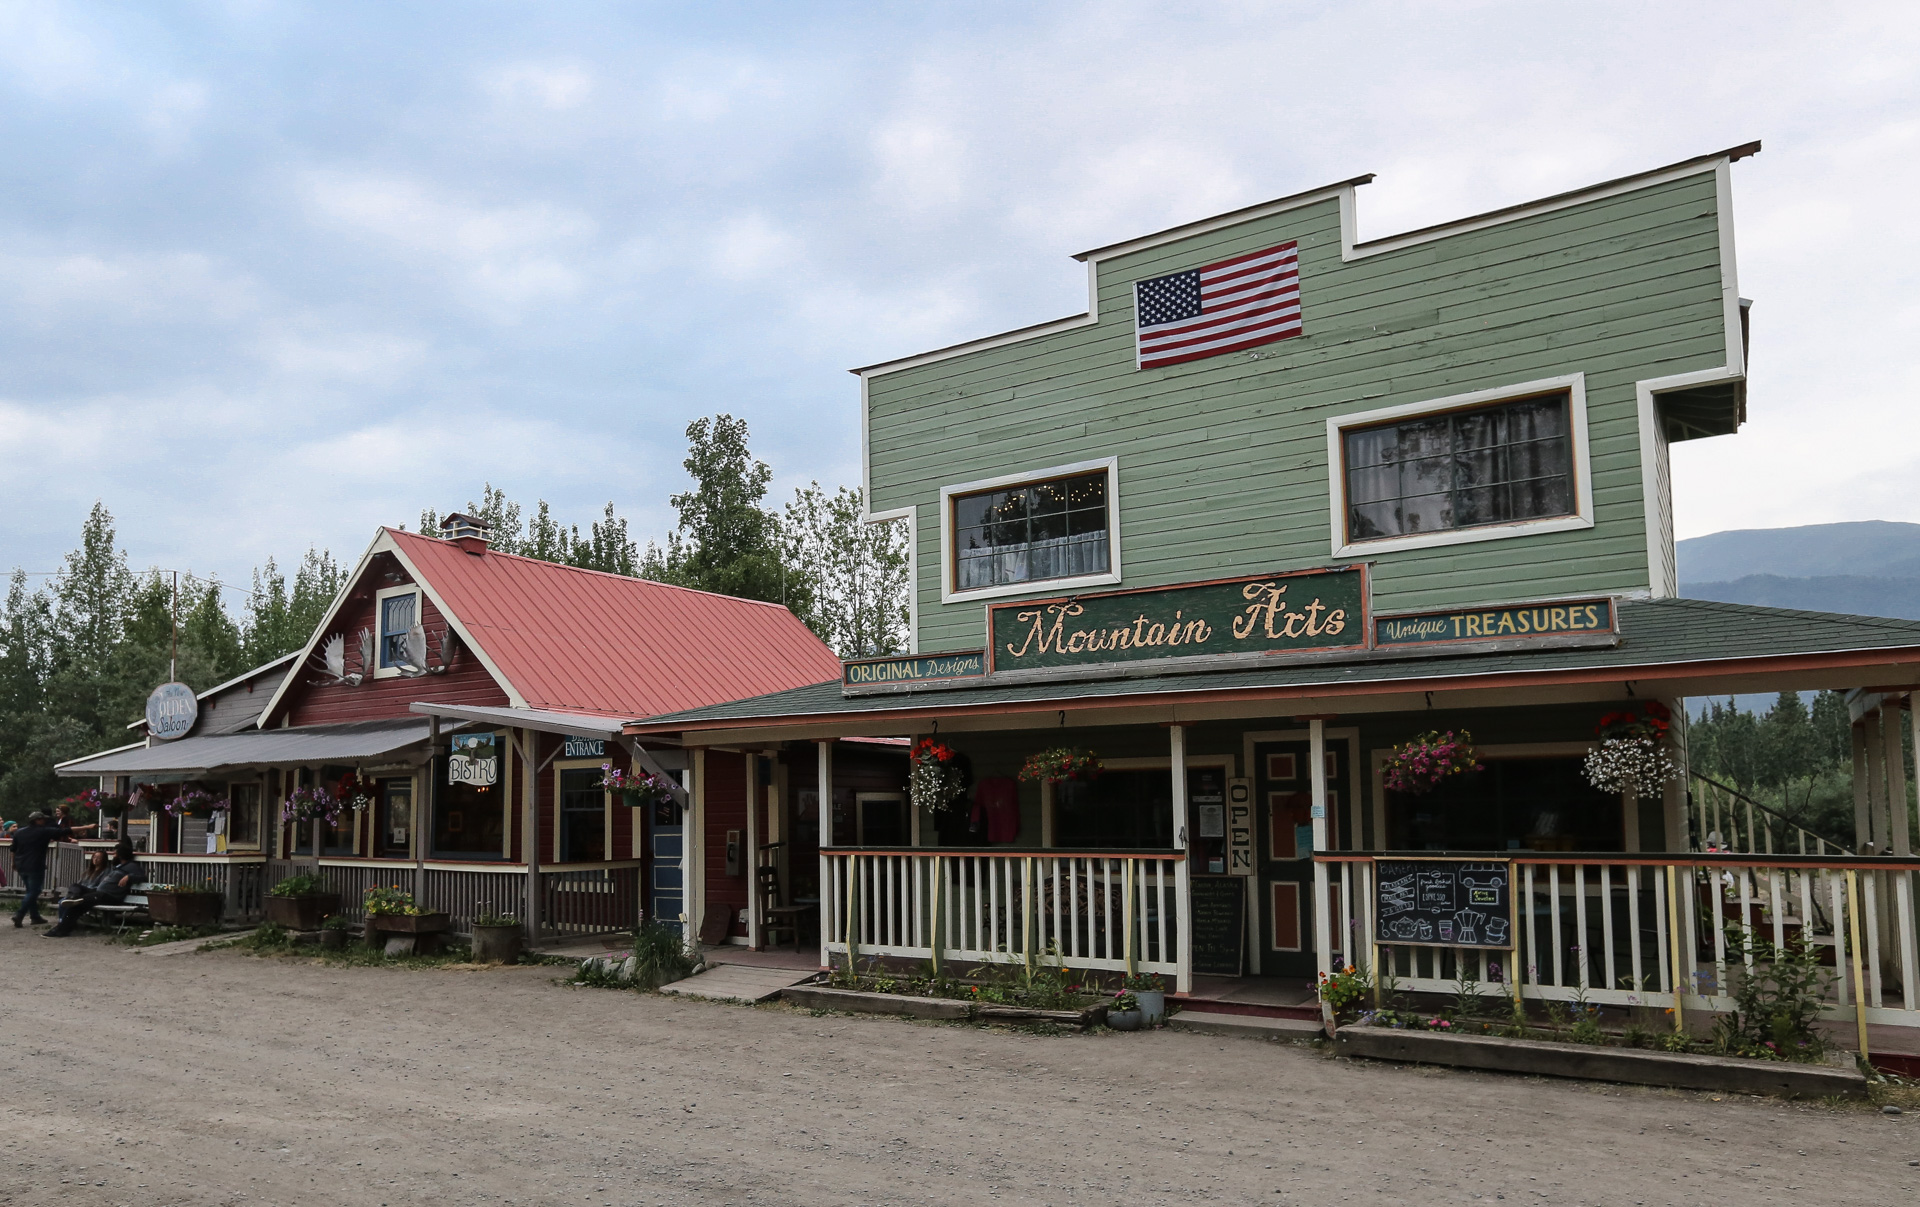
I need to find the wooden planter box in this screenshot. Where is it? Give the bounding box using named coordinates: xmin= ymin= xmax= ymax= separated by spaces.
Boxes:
xmin=369 ymin=912 xmax=451 ymax=935
xmin=148 ymin=892 xmax=223 ymax=927
xmin=1334 ymin=1024 xmax=1865 ymax=1099
xmin=264 ymin=893 xmax=341 ymax=931
xmin=470 ymin=923 xmax=524 ymax=964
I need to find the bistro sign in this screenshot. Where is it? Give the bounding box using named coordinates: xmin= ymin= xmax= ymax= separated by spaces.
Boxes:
xmin=987 ymin=567 xmax=1368 ymax=676
xmin=1374 ymin=598 xmax=1616 ymax=648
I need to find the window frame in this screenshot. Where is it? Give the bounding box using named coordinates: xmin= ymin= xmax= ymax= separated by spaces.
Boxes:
xmin=938 ymin=456 xmax=1122 ymax=604
xmin=552 ymin=758 xmax=612 ymax=866
xmin=373 ymin=584 xmax=421 ymax=680
xmin=1324 ymin=374 xmax=1593 ymax=557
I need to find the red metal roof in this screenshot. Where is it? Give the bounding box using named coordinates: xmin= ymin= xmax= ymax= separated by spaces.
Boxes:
xmin=388 ymin=528 xmax=841 ymax=719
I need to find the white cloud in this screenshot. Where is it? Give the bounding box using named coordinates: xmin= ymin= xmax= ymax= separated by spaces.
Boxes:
xmin=485 ymin=61 xmax=594 ymax=110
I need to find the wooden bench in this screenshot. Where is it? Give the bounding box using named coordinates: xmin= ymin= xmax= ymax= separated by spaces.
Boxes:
xmin=89 ymin=883 xmax=153 ymax=933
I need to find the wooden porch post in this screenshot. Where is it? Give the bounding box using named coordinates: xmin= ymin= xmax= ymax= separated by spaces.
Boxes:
xmin=521 ymin=728 xmax=541 ymax=941
xmin=1309 ymin=718 xmax=1333 ymax=979
xmin=418 ymin=717 xmax=434 ymax=905
xmin=745 ymin=753 xmax=760 ymax=951
xmin=1169 ymin=723 xmax=1193 ymax=995
xmin=817 ymin=739 xmax=833 ymax=969
xmin=688 ymin=748 xmax=706 ymax=952
xmin=1853 ymin=721 xmax=1873 ymax=852
xmin=1866 ymin=710 xmax=1890 ymax=852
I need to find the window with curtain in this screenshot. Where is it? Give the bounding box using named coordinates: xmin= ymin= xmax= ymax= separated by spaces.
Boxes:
xmin=952 ymin=470 xmax=1110 ymax=591
xmin=1344 ymin=391 xmax=1574 ymax=541
xmin=380 ymin=591 xmax=418 ymax=669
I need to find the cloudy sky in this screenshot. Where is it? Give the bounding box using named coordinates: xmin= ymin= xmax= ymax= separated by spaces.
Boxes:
xmin=2 ymin=1 xmax=1915 ymax=595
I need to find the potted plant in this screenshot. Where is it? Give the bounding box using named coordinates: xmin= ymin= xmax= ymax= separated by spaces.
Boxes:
xmin=1382 ymin=730 xmax=1484 ymax=796
xmin=1583 ymin=703 xmax=1681 ymax=797
xmin=1018 ymin=746 xmax=1103 ymax=786
xmin=362 ymin=884 xmax=450 ymax=935
xmin=147 ymin=879 xmax=224 ymax=926
xmin=596 ymin=763 xmax=678 ymax=811
xmin=1124 ymin=972 xmax=1167 ymax=1025
xmin=264 ymin=872 xmax=342 ymax=930
xmin=908 ymin=739 xmax=967 ymax=814
xmin=470 ymin=905 xmax=524 ymax=964
xmin=1106 ymin=988 xmax=1144 ymax=1031
xmin=318 ymin=914 xmax=354 ymax=950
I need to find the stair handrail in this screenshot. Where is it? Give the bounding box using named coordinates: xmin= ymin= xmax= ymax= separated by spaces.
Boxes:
xmin=1688 ymin=771 xmax=1853 ymax=856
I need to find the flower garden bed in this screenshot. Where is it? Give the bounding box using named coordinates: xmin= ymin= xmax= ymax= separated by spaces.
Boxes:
xmin=1334 ymin=1022 xmax=1864 ymax=1098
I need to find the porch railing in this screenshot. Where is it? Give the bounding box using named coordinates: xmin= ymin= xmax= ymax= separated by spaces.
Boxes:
xmin=1320 ymin=852 xmax=1920 ymax=1040
xmin=1690 ymin=773 xmax=1851 ymax=857
xmin=318 ymin=863 xmax=643 ymax=938
xmin=823 ymin=848 xmax=1182 ymax=978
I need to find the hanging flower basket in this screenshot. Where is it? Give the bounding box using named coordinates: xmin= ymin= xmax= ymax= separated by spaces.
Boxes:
xmin=1582 ymin=704 xmax=1680 ymax=796
xmin=335 ymin=771 xmax=376 ymax=812
xmin=909 ymin=739 xmax=967 ymax=814
xmin=164 ymin=787 xmax=227 ymax=817
xmin=282 ymin=786 xmax=341 ymax=825
xmin=66 ymin=788 xmax=129 ymax=818
xmin=597 ymin=764 xmax=679 ymax=811
xmin=1382 ymin=730 xmax=1484 ymax=796
xmin=1018 ymin=746 xmax=1102 ymax=786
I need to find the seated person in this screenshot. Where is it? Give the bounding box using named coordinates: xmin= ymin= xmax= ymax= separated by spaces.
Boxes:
xmin=44 ymin=841 xmax=141 ymax=937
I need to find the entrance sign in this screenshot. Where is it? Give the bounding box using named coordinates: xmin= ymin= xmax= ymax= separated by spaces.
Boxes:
xmin=1189 ymin=875 xmax=1247 ymax=975
xmin=562 ymin=737 xmax=605 ymax=759
xmin=145 ymin=682 xmax=198 ymax=741
xmin=842 ymin=650 xmax=986 ymax=695
xmin=987 ymin=567 xmax=1368 ymax=676
xmin=448 ymin=732 xmax=499 ymax=787
xmin=1373 ymin=857 xmax=1514 ymax=949
xmin=1374 ymin=598 xmax=1615 ymax=648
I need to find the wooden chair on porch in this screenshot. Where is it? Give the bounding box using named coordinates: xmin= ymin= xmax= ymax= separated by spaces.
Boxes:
xmin=756 ymin=863 xmax=809 ymax=952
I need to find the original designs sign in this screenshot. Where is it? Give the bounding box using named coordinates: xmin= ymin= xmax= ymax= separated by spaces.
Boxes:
xmin=1374 ymin=598 xmax=1615 ymax=648
xmin=842 ymin=650 xmax=987 ymax=694
xmin=987 ymin=568 xmax=1367 ymax=675
xmin=448 ymin=732 xmax=499 ymax=786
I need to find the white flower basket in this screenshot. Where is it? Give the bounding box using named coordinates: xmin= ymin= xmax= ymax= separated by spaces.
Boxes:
xmin=1582 ymin=737 xmax=1680 ymax=797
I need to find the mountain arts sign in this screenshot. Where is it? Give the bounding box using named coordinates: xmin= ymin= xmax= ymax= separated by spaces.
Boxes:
xmin=987 ymin=567 xmax=1367 ymax=677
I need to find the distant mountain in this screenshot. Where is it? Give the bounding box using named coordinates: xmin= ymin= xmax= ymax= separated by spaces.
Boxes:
xmin=1678 ymin=521 xmax=1920 ymax=621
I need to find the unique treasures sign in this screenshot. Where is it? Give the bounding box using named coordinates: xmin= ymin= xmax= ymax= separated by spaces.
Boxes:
xmin=987 ymin=567 xmax=1367 ymax=675
xmin=1374 ymin=598 xmax=1615 ymax=648
xmin=842 ymin=650 xmax=988 ymax=694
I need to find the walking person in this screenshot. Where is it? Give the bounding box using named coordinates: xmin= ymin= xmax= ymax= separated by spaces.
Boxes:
xmin=45 ymin=840 xmax=141 ymax=937
xmin=9 ymin=811 xmax=74 ymax=928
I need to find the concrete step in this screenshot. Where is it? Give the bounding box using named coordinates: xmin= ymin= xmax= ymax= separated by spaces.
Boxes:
xmin=1168 ymin=1009 xmax=1325 ymax=1040
xmin=660 ymin=963 xmax=818 ymax=1004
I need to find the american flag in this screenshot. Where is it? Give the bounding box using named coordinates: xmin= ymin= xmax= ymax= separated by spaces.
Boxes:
xmin=1133 ymin=241 xmax=1302 ymax=369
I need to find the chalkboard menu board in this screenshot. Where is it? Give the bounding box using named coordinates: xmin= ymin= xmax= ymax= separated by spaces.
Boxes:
xmin=1373 ymin=858 xmax=1514 ymax=949
xmin=1189 ymin=875 xmax=1246 ymax=975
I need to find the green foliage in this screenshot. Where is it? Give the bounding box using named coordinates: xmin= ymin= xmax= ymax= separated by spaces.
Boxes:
xmin=1689 ymin=690 xmax=1912 ymax=848
xmin=320 ymin=913 xmax=355 ymax=931
xmin=363 ymin=884 xmax=422 ymax=916
xmin=1711 ymin=930 xmax=1833 ymax=1062
xmin=268 ymin=873 xmax=327 ymax=897
xmin=782 ymin=482 xmax=910 ymax=656
xmin=641 ymin=415 xmax=810 ymax=614
xmin=1318 ymin=964 xmax=1372 ymax=1016
xmin=241 ymin=922 xmax=293 ymax=950
xmin=625 ymin=919 xmax=697 ymax=989
xmin=422 ymin=487 xmax=640 ymax=576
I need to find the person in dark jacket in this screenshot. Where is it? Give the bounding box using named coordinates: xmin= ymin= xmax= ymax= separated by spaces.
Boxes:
xmin=9 ymin=812 xmax=73 ymax=927
xmin=44 ymin=840 xmax=140 ymax=937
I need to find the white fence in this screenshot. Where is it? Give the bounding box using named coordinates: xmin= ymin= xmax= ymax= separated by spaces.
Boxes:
xmin=824 ymin=849 xmax=1182 ymax=978
xmin=1321 ymin=853 xmax=1920 ymax=1038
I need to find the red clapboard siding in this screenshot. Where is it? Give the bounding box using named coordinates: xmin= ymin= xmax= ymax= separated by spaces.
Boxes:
xmin=702 ymin=751 xmax=749 ymax=936
xmin=283 ymin=555 xmax=510 ymax=726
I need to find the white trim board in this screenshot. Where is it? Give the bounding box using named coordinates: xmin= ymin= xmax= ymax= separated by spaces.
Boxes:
xmin=371 ymin=583 xmax=419 ymax=681
xmin=1323 ymin=373 xmax=1594 ymax=559
xmin=937 ymin=456 xmax=1122 ymax=605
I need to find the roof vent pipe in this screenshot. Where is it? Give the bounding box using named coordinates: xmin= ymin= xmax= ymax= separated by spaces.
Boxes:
xmin=439 ymin=512 xmax=490 ymax=555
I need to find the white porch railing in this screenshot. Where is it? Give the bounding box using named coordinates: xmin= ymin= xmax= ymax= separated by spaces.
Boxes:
xmin=1320 ymin=852 xmax=1920 ymax=1044
xmin=823 ymin=849 xmax=1182 ymax=979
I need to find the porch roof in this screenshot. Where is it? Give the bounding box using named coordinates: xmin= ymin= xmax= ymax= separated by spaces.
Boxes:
xmin=625 ymin=598 xmax=1920 ymax=736
xmin=55 ymin=718 xmax=433 ymax=777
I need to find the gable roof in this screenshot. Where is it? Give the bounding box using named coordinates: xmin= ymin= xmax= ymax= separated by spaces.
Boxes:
xmin=262 ymin=527 xmax=844 ymax=723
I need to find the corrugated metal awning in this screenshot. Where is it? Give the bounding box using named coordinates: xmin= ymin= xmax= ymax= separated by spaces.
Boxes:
xmin=406 ymin=703 xmax=630 ymax=739
xmin=56 ymin=719 xmax=432 ymax=777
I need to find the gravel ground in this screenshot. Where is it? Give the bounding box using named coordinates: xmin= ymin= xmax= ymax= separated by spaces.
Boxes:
xmin=1 ymin=925 xmax=1914 ymax=1206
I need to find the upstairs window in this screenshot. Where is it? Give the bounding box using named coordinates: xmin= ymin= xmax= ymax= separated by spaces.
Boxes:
xmin=951 ymin=468 xmax=1112 ymax=593
xmin=377 ymin=587 xmax=419 ymax=674
xmin=1343 ymin=390 xmax=1576 ymax=543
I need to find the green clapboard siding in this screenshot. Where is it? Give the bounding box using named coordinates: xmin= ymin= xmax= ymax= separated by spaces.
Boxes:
xmin=867 ymin=170 xmax=1733 ymax=654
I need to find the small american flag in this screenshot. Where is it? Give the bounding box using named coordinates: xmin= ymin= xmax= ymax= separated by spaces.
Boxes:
xmin=1133 ymin=241 xmax=1302 ymax=369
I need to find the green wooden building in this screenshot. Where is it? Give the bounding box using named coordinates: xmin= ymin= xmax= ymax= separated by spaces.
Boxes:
xmin=630 ymin=142 xmax=1920 ymax=1046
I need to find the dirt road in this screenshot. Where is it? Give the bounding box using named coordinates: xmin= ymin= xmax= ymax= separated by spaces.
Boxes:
xmin=0 ymin=928 xmax=1912 ymax=1206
